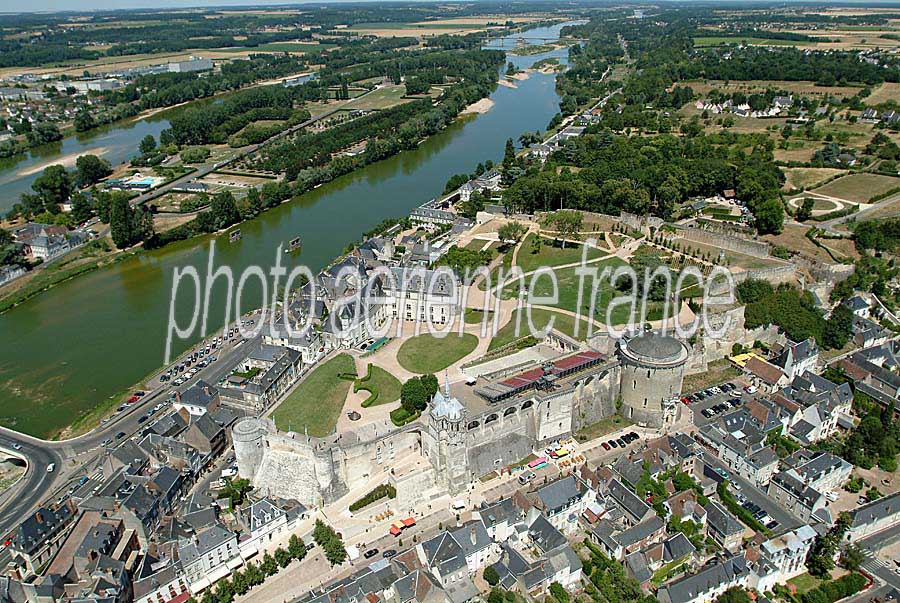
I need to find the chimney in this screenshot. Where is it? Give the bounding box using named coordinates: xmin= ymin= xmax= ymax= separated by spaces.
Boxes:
xmin=470 ymin=526 xmax=477 ymax=546
xmin=203 ymin=385 xmax=210 ymax=396
xmin=35 ymin=512 xmax=44 ymax=525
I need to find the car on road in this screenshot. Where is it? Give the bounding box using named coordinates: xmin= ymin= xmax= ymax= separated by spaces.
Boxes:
xmin=100 ymin=438 xmax=112 ymax=447
xmin=382 ymin=550 xmax=397 ymax=558
xmin=364 ymin=548 xmax=379 ymax=559
xmin=12 ymin=443 xmax=21 ymax=451
xmin=138 ymin=415 xmax=149 ymax=423
xmin=115 ymin=432 xmax=126 ymax=440
xmin=47 ymin=463 xmax=55 ymax=472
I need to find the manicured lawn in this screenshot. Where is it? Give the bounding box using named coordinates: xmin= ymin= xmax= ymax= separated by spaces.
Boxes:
xmin=464 ymin=308 xmax=495 ymax=324
xmin=397 ymin=333 xmax=479 ymax=374
xmin=515 ymin=234 xmax=607 ymax=274
xmin=356 ymin=365 xmax=402 ymax=406
xmin=488 ymin=307 xmax=593 ymax=351
xmin=271 ymin=353 xmax=355 ymax=436
xmin=500 ymin=258 xmax=672 ymax=325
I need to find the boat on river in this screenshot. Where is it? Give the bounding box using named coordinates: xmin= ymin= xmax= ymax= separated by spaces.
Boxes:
xmin=285 ymin=236 xmax=302 ymax=253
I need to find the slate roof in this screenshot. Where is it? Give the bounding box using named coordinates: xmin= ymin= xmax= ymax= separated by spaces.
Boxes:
xmin=658 ymin=556 xmax=748 ymax=603
xmin=616 ymin=516 xmax=664 ymax=548
xmin=850 ymin=490 xmax=900 ymax=530
xmin=705 ymin=501 xmax=744 ymax=537
xmin=607 ymin=478 xmax=651 ymax=524
xmin=536 ymin=476 xmax=580 ymax=514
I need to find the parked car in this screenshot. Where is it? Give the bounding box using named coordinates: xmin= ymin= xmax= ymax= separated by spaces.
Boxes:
xmin=382 ymin=550 xmax=397 ymax=558
xmin=364 ymin=548 xmax=379 ymax=559
xmin=601 ymin=442 xmax=610 ymax=450
xmin=115 ymin=432 xmax=126 ymax=440
xmin=608 ymin=440 xmax=618 ymax=448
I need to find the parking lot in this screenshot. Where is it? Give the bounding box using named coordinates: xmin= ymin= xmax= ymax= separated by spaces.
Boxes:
xmin=684 ymin=380 xmax=760 ymax=427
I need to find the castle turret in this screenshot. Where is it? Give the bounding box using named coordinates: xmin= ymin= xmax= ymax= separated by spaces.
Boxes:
xmin=617 ymin=332 xmax=689 ymax=428
xmin=232 ymin=417 xmax=272 ymax=481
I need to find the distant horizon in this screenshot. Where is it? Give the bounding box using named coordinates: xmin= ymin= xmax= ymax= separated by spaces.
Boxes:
xmin=7 ymin=0 xmax=900 ymax=16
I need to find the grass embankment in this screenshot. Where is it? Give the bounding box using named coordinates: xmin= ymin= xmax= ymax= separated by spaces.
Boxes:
xmin=397 ymin=333 xmax=478 ymax=374
xmin=353 ymin=363 xmax=402 ymax=407
xmin=271 ymin=353 xmax=355 ymax=436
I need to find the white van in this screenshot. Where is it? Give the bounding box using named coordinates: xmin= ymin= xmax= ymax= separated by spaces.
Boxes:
xmin=47 ymin=463 xmax=55 ymax=473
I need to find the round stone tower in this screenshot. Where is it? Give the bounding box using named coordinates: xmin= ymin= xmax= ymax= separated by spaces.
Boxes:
xmin=618 ymin=332 xmax=690 ymax=428
xmin=232 ymin=417 xmax=272 ymax=481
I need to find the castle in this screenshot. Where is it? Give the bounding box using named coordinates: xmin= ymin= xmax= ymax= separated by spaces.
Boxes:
xmin=233 ymin=332 xmax=689 ymax=510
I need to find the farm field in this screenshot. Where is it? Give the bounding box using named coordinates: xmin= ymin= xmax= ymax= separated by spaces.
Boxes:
xmin=811 ymin=173 xmax=900 ymax=204
xmin=693 ymin=36 xmax=812 ymax=47
xmin=342 ymin=85 xmax=417 ymax=111
xmin=214 ymin=42 xmax=337 ymax=53
xmin=864 ymin=82 xmax=900 ymax=106
xmin=781 ymin=168 xmax=846 ymax=191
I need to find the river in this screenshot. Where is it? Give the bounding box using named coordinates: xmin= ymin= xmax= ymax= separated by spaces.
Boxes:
xmin=0 ymin=22 xmax=574 ymax=438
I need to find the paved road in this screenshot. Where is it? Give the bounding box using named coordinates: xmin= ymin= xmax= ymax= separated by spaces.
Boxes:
xmin=699 ymin=450 xmax=804 ymax=533
xmin=857 ymin=522 xmax=900 ymax=590
xmin=819 ymin=190 xmax=900 ymax=236
xmin=0 ymin=324 xmax=261 ymax=537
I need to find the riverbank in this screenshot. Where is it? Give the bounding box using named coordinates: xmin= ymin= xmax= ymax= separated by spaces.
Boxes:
xmin=461 ymin=98 xmax=495 ymax=115
xmin=0 ymin=20 xmax=578 ymax=439
xmin=16 ymin=146 xmax=111 ymax=177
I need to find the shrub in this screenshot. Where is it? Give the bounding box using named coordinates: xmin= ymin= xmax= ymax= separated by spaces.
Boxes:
xmin=349 ymin=484 xmax=397 ymax=512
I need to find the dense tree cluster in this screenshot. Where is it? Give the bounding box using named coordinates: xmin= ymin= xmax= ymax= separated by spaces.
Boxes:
xmin=312 ymin=519 xmax=347 ymax=567
xmin=502 ymin=132 xmax=784 ymax=233
xmin=738 ymin=280 xmax=853 ymax=349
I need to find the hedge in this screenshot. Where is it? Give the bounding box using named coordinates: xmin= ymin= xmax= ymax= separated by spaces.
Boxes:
xmin=801 ymin=573 xmax=867 ymax=603
xmin=349 ymin=484 xmax=396 ymax=512
xmin=390 ymin=407 xmax=420 ymax=426
xmin=717 ymin=481 xmax=771 ymax=536
xmin=353 ymin=364 xmax=379 ymax=408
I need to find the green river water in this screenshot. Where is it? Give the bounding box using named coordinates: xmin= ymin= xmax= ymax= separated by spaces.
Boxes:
xmin=0 ymin=23 xmax=575 ymax=438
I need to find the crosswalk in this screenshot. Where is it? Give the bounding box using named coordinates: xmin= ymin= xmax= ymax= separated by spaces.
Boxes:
xmin=862 ymin=548 xmax=896 ymax=573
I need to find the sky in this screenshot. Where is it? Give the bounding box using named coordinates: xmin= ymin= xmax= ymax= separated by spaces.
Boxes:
xmin=10 ymin=0 xmax=416 ymax=12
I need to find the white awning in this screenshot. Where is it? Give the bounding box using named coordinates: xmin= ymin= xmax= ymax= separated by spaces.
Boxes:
xmin=226 ymin=556 xmax=244 ymax=570
xmin=240 ymin=548 xmax=259 ymax=560
xmin=189 ymin=578 xmax=210 ymax=595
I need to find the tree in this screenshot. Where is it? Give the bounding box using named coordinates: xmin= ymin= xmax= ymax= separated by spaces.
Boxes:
xmin=69 ymin=193 xmax=93 ymax=224
xmin=324 ymin=537 xmax=347 ymax=566
xmin=488 ymin=587 xmax=505 ymax=603
xmin=244 ymin=561 xmax=264 ymax=586
xmin=420 ymin=374 xmax=439 ymax=398
xmin=401 ymin=377 xmax=428 ymax=414
xmin=839 ymin=544 xmax=864 ymax=572
xmin=715 ymin=587 xmax=752 ymax=603
xmin=210 ymin=191 xmax=240 ymax=230
xmin=483 ymin=565 xmax=500 ymax=587
xmin=73 ymin=109 xmax=96 ymax=132
xmin=231 ymin=569 xmax=249 ymax=596
xmin=543 ymin=210 xmax=583 ymax=248
xmin=823 ymin=304 xmax=853 ymax=350
xmin=109 ymin=194 xmax=135 ymax=249
xmin=75 ymin=154 xmax=112 ymax=188
xmin=217 ymin=477 xmax=252 ymax=510
xmin=503 ymin=138 xmax=516 ymax=166
xmin=288 ymin=534 xmax=306 ymax=561
xmin=498 ymin=221 xmax=527 ymax=245
xmin=139 ymin=134 xmax=157 ymax=155
xmin=549 ymin=582 xmax=569 ymax=603
xmin=31 ymin=164 xmax=72 ymax=213
xmin=796 ymin=197 xmax=815 ymax=222
xmin=275 ymin=547 xmax=292 ymax=568
xmin=260 ymin=553 xmax=278 ymax=576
